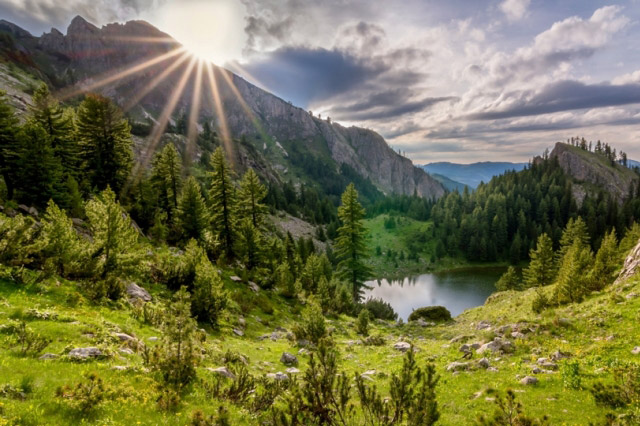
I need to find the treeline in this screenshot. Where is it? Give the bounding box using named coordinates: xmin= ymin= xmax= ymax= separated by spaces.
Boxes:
xmin=429 ymin=156 xmax=640 ymax=263
xmin=563 ymin=136 xmax=630 ymax=167
xmin=497 ymin=217 xmax=640 ymax=312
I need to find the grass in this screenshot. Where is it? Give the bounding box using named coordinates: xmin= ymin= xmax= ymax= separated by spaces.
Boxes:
xmin=0 ymin=262 xmax=639 ymax=424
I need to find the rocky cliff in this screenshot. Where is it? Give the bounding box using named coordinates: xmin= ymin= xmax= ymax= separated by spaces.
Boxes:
xmin=546 ymin=142 xmax=638 ymax=204
xmin=0 ymin=16 xmax=444 ymax=199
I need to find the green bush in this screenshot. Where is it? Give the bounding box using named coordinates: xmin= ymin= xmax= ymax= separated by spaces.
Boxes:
xmin=362 ymin=297 xmax=397 ymax=321
xmin=356 ymin=309 xmax=370 ymax=336
xmin=292 ymin=300 xmax=327 ymax=345
xmin=408 ymin=306 xmax=451 ymax=323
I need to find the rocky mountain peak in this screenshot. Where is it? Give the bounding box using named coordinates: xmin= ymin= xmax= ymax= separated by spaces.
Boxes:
xmin=0 ymin=20 xmax=33 ymax=39
xmin=67 ymin=15 xmax=99 ymax=36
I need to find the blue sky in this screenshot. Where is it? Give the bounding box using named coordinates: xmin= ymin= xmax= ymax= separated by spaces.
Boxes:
xmin=3 ymin=0 xmax=640 ymax=163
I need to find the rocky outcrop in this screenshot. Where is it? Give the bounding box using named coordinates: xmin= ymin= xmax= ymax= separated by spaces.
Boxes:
xmin=0 ymin=16 xmax=444 ymax=199
xmin=615 ymin=238 xmax=640 ymax=284
xmin=547 ymin=142 xmax=638 ymax=204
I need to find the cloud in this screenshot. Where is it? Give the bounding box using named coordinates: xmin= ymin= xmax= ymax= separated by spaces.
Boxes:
xmin=469 ymin=80 xmax=640 ymax=120
xmin=500 ymin=0 xmax=530 ymax=22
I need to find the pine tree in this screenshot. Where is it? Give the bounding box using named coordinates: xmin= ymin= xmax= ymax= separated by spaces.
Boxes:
xmin=177 ymin=176 xmax=208 ymax=243
xmin=16 ymin=121 xmax=64 ymax=207
xmin=29 ymin=83 xmax=78 ymax=177
xmin=38 ymin=200 xmax=83 ymax=276
xmin=151 ymin=143 xmax=182 ymax=222
xmin=0 ymin=91 xmax=21 ymax=199
xmin=556 ymin=217 xmax=590 ymax=262
xmin=155 ymin=286 xmax=199 ymax=387
xmin=85 ymin=187 xmax=140 ymax=279
xmin=523 ymin=233 xmax=555 ymax=288
xmin=191 ymin=248 xmax=228 ymax=326
xmin=591 ymin=229 xmax=619 ymax=290
xmin=76 ymin=94 xmax=133 ymax=194
xmin=208 ymin=147 xmax=236 ymax=259
xmin=238 ymin=168 xmax=268 ymax=229
xmin=496 ymin=266 xmax=520 ymax=291
xmin=555 ymin=242 xmax=593 ymax=304
xmin=236 ymin=218 xmax=263 ymax=271
xmin=335 ymin=183 xmax=371 ymax=301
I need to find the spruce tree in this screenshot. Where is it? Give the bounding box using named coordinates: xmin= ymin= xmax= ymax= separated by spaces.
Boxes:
xmin=0 ymin=91 xmax=20 ymax=199
xmin=191 ymin=250 xmax=228 ymax=326
xmin=523 ymin=233 xmax=555 ymax=288
xmin=556 ymin=217 xmax=590 ymax=261
xmin=16 ymin=121 xmax=64 ymax=207
xmin=85 ymin=187 xmax=140 ymax=279
xmin=30 ymin=83 xmax=78 ymax=177
xmin=38 ymin=200 xmax=83 ymax=276
xmin=496 ymin=266 xmax=520 ymax=291
xmin=555 ymin=242 xmax=593 ymax=304
xmin=151 ymin=143 xmax=182 ymax=222
xmin=238 ymin=168 xmax=268 ymax=229
xmin=177 ymin=176 xmax=209 ymax=243
xmin=236 ymin=218 xmax=263 ymax=271
xmin=335 ymin=183 xmax=371 ymax=301
xmin=591 ymin=229 xmax=618 ymax=290
xmin=208 ymin=147 xmax=236 ymax=260
xmin=77 ymin=94 xmax=133 ymax=194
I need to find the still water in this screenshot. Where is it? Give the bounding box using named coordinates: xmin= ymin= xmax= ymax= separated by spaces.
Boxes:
xmin=363 ymin=267 xmax=506 ymax=321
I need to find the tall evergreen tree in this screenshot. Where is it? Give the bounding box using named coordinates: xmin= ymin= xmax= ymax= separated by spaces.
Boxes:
xmin=236 ymin=218 xmax=263 ymax=271
xmin=208 ymin=147 xmax=236 ymax=259
xmin=238 ymin=168 xmax=268 ymax=229
xmin=335 ymin=183 xmax=371 ymax=301
xmin=38 ymin=200 xmax=83 ymax=276
xmin=591 ymin=229 xmax=619 ymax=290
xmin=76 ymin=94 xmax=133 ymax=194
xmin=523 ymin=233 xmax=556 ymax=288
xmin=29 ymin=83 xmax=78 ymax=177
xmin=0 ymin=90 xmax=20 ymax=199
xmin=151 ymin=143 xmax=182 ymax=222
xmin=556 ymin=217 xmax=590 ymax=261
xmin=16 ymin=121 xmax=64 ymax=207
xmin=177 ymin=176 xmax=209 ymax=243
xmin=85 ymin=187 xmax=140 ymax=279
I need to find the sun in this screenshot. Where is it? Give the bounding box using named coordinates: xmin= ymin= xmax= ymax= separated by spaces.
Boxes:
xmin=149 ymin=0 xmax=247 ymax=65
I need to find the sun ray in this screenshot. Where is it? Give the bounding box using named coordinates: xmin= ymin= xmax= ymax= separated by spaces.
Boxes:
xmin=225 ymin=60 xmax=274 ymax=95
xmin=122 ymin=51 xmax=191 ymax=112
xmin=130 ymin=55 xmax=198 ymax=183
xmin=204 ymin=62 xmax=233 ymax=160
xmin=57 ymin=46 xmax=187 ymax=100
xmin=102 ymin=35 xmax=178 ymax=44
xmin=217 ymin=65 xmax=270 ymax=142
xmin=186 ymin=59 xmax=204 ymax=164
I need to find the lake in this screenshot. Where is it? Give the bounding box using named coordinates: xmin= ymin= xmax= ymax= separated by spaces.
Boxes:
xmin=363 ymin=267 xmax=506 ymax=321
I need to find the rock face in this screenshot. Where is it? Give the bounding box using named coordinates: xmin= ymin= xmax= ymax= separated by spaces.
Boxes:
xmin=0 ymin=16 xmax=445 ymax=200
xmin=546 ymin=142 xmax=639 ymax=204
xmin=126 ymin=282 xmax=152 ymax=303
xmin=615 ymin=238 xmax=640 ymax=284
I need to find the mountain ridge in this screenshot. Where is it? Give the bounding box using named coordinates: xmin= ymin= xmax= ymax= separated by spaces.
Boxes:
xmin=0 ymin=16 xmax=445 ymax=199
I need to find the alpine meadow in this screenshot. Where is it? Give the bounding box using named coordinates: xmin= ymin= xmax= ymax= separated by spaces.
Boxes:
xmin=2 ymin=1 xmax=640 ymax=425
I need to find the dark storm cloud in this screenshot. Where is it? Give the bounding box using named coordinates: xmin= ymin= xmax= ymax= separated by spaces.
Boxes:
xmin=242 ymin=46 xmax=389 ymax=107
xmin=470 ymin=80 xmax=640 ymax=120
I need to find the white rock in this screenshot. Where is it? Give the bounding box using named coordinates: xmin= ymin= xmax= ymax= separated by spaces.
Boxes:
xmin=393 ymin=342 xmax=411 ymax=352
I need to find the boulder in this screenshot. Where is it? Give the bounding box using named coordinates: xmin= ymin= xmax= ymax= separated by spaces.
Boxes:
xmin=119 ymin=348 xmax=134 ymax=355
xmin=115 ymin=333 xmax=135 ymax=342
xmin=285 ymin=367 xmax=301 ymax=374
xmin=393 ymin=342 xmax=412 ymax=352
xmin=233 ymin=328 xmax=244 ymax=337
xmin=230 ymin=276 xmax=242 ymax=282
xmin=39 ymin=353 xmax=58 ymax=360
xmin=520 ymin=376 xmax=538 ymax=385
xmin=477 ymin=338 xmax=514 ymax=354
xmin=476 ymin=320 xmax=492 ymax=330
xmin=477 ymin=358 xmax=491 ymax=369
xmin=68 ymin=347 xmax=104 ymax=360
xmin=280 ymin=352 xmax=298 ymax=366
xmin=208 ymin=366 xmax=236 ymax=380
xmin=446 ymin=362 xmax=469 ymax=372
xmin=126 ymin=282 xmax=152 ymax=303
xmin=551 ymin=350 xmax=571 ymax=361
xmin=267 ymin=372 xmax=289 ymax=381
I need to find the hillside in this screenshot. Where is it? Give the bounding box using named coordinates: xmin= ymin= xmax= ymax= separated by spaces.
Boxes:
xmin=0 ymin=16 xmax=444 ymax=199
xmin=422 ymin=162 xmax=527 ymax=189
xmin=543 ymin=142 xmax=639 ymax=204
xmin=429 ymin=173 xmax=468 ymax=193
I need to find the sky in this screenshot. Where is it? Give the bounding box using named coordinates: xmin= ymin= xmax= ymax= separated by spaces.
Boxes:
xmin=3 ymin=0 xmax=640 ymax=164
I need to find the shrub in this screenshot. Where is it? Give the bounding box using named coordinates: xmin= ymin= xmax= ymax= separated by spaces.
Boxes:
xmin=362 ymin=297 xmax=397 ymax=321
xmin=356 ymin=309 xmax=370 ymax=336
xmin=408 ymin=306 xmax=451 ymax=323
xmin=363 ymin=335 xmax=385 ymax=346
xmin=292 ymin=300 xmax=327 ymax=345
xmin=191 ymin=407 xmax=231 ymax=426
xmin=561 ymin=360 xmax=582 ymax=390
xmin=591 ymin=362 xmax=640 ymax=409
xmin=55 ymin=372 xmax=106 ymax=414
xmin=10 ymin=321 xmax=50 ymax=356
xmin=476 ymin=389 xmax=549 ymax=425
xmin=191 ymin=255 xmax=228 ymax=326
xmin=532 ymin=289 xmax=550 ymax=314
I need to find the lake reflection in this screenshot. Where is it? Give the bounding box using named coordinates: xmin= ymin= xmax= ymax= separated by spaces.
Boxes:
xmin=363 ymin=267 xmax=505 ymax=321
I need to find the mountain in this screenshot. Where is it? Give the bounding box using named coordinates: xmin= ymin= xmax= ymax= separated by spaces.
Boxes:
xmin=421 ymin=161 xmax=527 ymax=188
xmin=0 ymin=16 xmax=444 ymax=199
xmin=429 ymin=173 xmax=468 ymax=192
xmin=541 ymin=142 xmax=639 ymax=204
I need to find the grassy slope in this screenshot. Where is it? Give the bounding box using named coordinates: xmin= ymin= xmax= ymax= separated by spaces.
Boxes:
xmin=2 ymin=263 xmax=639 ymax=424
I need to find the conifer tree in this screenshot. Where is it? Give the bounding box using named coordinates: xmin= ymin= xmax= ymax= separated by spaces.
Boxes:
xmin=238 ymin=168 xmax=268 ymax=229
xmin=16 ymin=121 xmax=64 ymax=207
xmin=496 ymin=266 xmax=520 ymax=291
xmin=236 ymin=218 xmax=263 ymax=271
xmin=151 ymin=143 xmax=182 ymax=221
xmin=191 ymin=248 xmax=228 ymax=326
xmin=523 ymin=233 xmax=555 ymax=288
xmin=76 ymin=94 xmax=133 ymax=194
xmin=156 ymin=286 xmax=199 ymax=387
xmin=335 ymin=183 xmax=371 ymax=301
xmin=38 ymin=200 xmax=83 ymax=276
xmin=556 ymin=217 xmax=590 ymax=261
xmin=591 ymin=229 xmax=619 ymax=290
xmin=85 ymin=187 xmax=140 ymax=279
xmin=555 ymin=242 xmax=593 ymax=304
xmin=177 ymin=176 xmax=208 ymax=243
xmin=208 ymin=147 xmax=236 ymax=259
xmin=30 ymin=83 xmax=78 ymax=177
xmin=0 ymin=91 xmax=21 ymax=199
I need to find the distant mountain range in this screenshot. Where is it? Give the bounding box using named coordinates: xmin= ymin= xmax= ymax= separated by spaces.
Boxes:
xmin=422 ymin=162 xmax=528 ymax=189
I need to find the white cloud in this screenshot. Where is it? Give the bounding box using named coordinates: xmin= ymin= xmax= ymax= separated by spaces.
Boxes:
xmin=499 ymin=0 xmax=530 ymax=22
